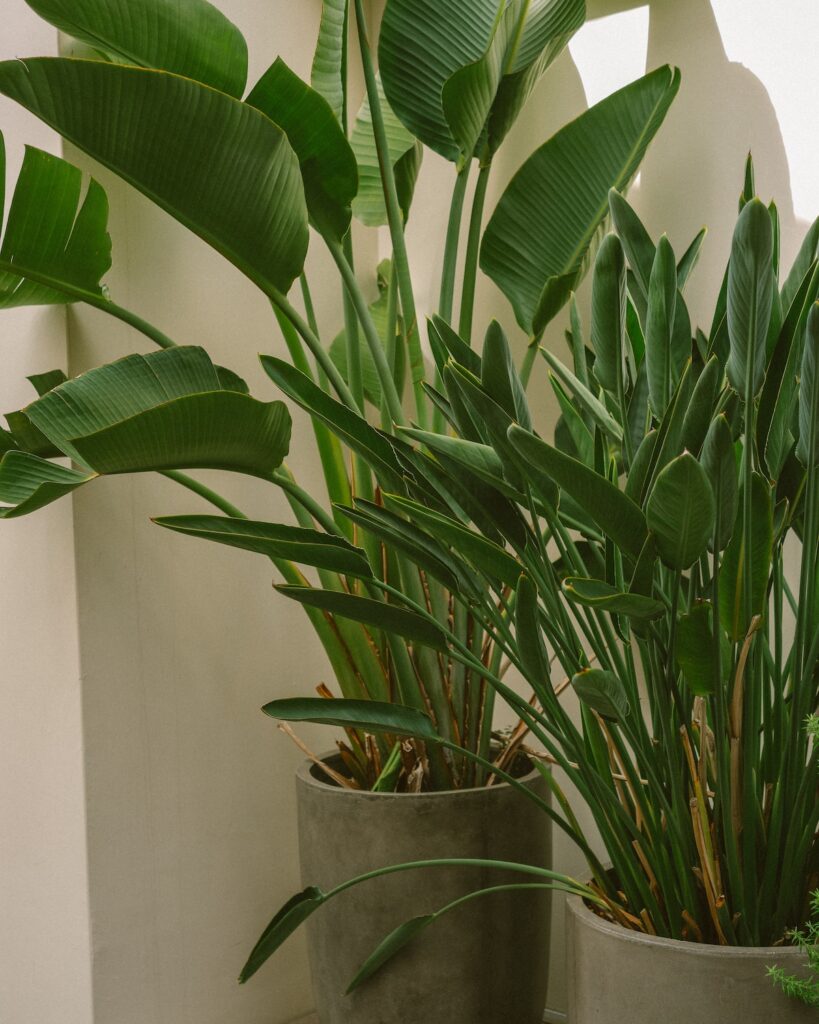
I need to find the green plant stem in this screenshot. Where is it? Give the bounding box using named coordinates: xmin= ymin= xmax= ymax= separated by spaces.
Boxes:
xmin=325 ymin=235 xmax=406 ymax=425
xmin=439 ymin=165 xmax=470 ymax=325
xmin=352 ymin=0 xmax=426 ymax=426
xmin=459 ymin=162 xmax=491 ymax=344
xmin=272 ymin=468 xmax=346 ymax=538
xmin=519 ymin=334 xmax=543 ymax=389
xmin=341 ymin=234 xmax=365 ymax=412
xmin=161 ymin=471 xmax=246 ymax=518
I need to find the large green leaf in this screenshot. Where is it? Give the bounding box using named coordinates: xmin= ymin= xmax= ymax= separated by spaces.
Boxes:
xmin=0 ymin=348 xmax=291 ymax=516
xmin=275 ymin=587 xmax=449 ymax=651
xmin=719 ymin=472 xmax=773 ymax=640
xmin=0 ymin=134 xmax=111 ymax=308
xmin=0 ymin=58 xmax=308 ymax=296
xmin=350 ymin=74 xmax=423 ymax=227
xmin=590 ymin=233 xmax=626 ymax=394
xmin=645 ymin=235 xmax=682 ymax=417
xmin=153 ymin=516 xmax=372 ymax=578
xmin=508 ymin=426 xmax=648 ymax=557
xmin=246 ymin=59 xmax=357 ymax=240
xmin=646 ymin=453 xmax=715 ymax=570
xmin=24 ymin=0 xmax=248 ymax=97
xmin=700 ymin=414 xmax=738 ymax=551
xmin=797 ymin=304 xmax=819 ymax=467
xmin=311 ymin=0 xmax=348 ymax=122
xmin=726 ymin=199 xmax=774 ymax=398
xmin=481 ymin=66 xmax=680 ymax=334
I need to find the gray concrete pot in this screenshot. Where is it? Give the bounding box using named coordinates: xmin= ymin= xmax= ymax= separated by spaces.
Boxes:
xmin=297 ymin=753 xmax=552 ymax=1024
xmin=566 ymin=893 xmax=814 ymax=1023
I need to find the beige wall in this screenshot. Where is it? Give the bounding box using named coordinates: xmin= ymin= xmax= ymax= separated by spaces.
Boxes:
xmin=0 ymin=6 xmax=92 ymax=1024
xmin=2 ymin=1 xmax=817 ymax=1022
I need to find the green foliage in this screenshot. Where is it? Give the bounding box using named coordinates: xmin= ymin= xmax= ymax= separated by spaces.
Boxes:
xmin=767 ymin=889 xmax=819 ymax=1009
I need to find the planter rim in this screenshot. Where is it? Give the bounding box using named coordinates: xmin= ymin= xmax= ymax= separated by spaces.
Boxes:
xmin=567 ymin=891 xmax=806 ymax=959
xmin=297 ymin=750 xmax=541 ymax=800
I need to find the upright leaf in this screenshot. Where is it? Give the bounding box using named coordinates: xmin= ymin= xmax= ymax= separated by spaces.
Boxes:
xmin=590 ymin=233 xmax=626 ymax=394
xmin=0 ymin=59 xmax=309 ymax=296
xmin=311 ymin=0 xmax=348 ymax=122
xmin=481 ymin=320 xmax=531 ymax=429
xmin=608 ymin=188 xmax=654 ymax=301
xmin=797 ymin=304 xmax=819 ymax=467
xmin=481 ymin=66 xmax=680 ymax=333
xmin=24 ymin=0 xmax=248 ymax=97
xmin=719 ymin=472 xmax=773 ymax=640
xmin=700 ymin=415 xmax=738 ymax=551
xmin=646 ymin=453 xmax=715 ymax=570
xmin=726 ymin=199 xmax=774 ymax=398
xmin=781 ymin=216 xmax=819 ymax=316
xmin=645 ymin=235 xmax=680 ymax=417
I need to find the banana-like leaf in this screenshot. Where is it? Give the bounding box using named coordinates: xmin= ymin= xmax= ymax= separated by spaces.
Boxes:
xmin=571 ymin=668 xmax=629 ymax=722
xmin=153 ymin=515 xmax=372 ymax=578
xmin=24 ymin=0 xmax=248 ymax=97
xmin=0 ymin=347 xmax=290 ymax=517
xmin=0 ymin=134 xmax=111 ymax=308
xmin=246 ymin=59 xmax=357 ymax=241
xmin=726 ymin=198 xmax=774 ymax=398
xmin=508 ymin=425 xmax=647 ymax=557
xmin=481 ymin=66 xmax=680 ymax=334
xmin=275 ymin=587 xmax=449 ymax=651
xmin=311 ymin=0 xmax=348 ymax=122
xmin=562 ymin=577 xmax=664 ymax=620
xmin=0 ymin=58 xmax=308 ymax=296
xmin=262 ymin=697 xmax=441 ymax=741
xmin=646 ymin=453 xmax=715 ymax=570
xmin=350 ymin=74 xmax=423 ymax=226
xmin=719 ymin=473 xmax=773 ymax=640
xmin=797 ymin=304 xmax=819 ymax=467
xmin=590 ymin=233 xmax=626 ymax=394
xmin=239 ymin=887 xmax=326 ymax=984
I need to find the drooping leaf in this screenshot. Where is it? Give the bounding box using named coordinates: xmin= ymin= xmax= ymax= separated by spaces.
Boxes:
xmin=481 ymin=66 xmax=680 ymax=334
xmin=797 ymin=304 xmax=819 ymax=467
xmin=0 ymin=58 xmax=309 ymax=296
xmin=562 ymin=577 xmax=665 ymax=620
xmin=726 ymin=198 xmax=774 ymax=398
xmin=24 ymin=0 xmax=248 ymax=97
xmin=719 ymin=472 xmax=773 ymax=640
xmin=246 ymin=59 xmax=358 ymax=241
xmin=590 ymin=233 xmax=626 ymax=394
xmin=275 ymin=587 xmax=448 ymax=652
xmin=346 ymin=915 xmax=434 ymax=993
xmin=571 ymin=668 xmax=630 ymax=722
xmin=153 ymin=516 xmax=372 ymax=578
xmin=239 ymin=887 xmax=326 ymax=984
xmin=0 ymin=452 xmax=93 ymax=519
xmin=508 ymin=425 xmax=647 ymax=557
xmin=311 ymin=0 xmax=348 ymax=122
xmin=350 ymin=73 xmax=423 ymax=226
xmin=0 ymin=136 xmax=111 ymax=308
xmin=646 ymin=452 xmax=715 ymax=570
xmin=262 ymin=696 xmax=441 ymax=742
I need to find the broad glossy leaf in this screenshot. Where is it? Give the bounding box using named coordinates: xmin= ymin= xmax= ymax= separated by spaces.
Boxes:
xmin=700 ymin=415 xmax=738 ymax=551
xmin=562 ymin=577 xmax=664 ymax=619
xmin=726 ymin=199 xmax=774 ymax=398
xmin=0 ymin=58 xmax=308 ymax=296
xmin=24 ymin=0 xmax=248 ymax=97
xmin=0 ymin=452 xmax=92 ymax=519
xmin=275 ymin=587 xmax=448 ymax=651
xmin=246 ymin=59 xmax=357 ymax=240
xmin=590 ymin=233 xmax=626 ymax=394
xmin=509 ymin=425 xmax=647 ymax=557
xmin=797 ymin=304 xmax=819 ymax=467
xmin=383 ymin=493 xmax=522 ymax=587
xmin=608 ymin=188 xmax=654 ymax=301
xmin=260 ymin=357 xmax=404 ymax=491
xmin=262 ymin=697 xmax=441 ymax=742
xmin=645 ymin=235 xmax=681 ymax=417
xmin=719 ymin=472 xmax=773 ymax=640
xmin=347 ymin=915 xmax=433 ymax=993
xmin=0 ymin=136 xmax=111 ymax=308
xmin=239 ymin=887 xmax=326 ymax=984
xmin=153 ymin=516 xmax=372 ymax=578
xmin=350 ymin=73 xmax=422 ymax=226
xmin=481 ymin=67 xmax=680 ymax=333
xmin=646 ymin=453 xmax=714 ymax=569
xmin=571 ymin=668 xmax=629 ymax=722
xmin=676 ymin=602 xmax=730 ymax=697
xmin=311 ymin=0 xmax=348 ymax=122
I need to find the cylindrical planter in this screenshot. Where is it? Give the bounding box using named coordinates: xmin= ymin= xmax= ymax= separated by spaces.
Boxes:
xmin=297 ymin=753 xmax=552 ymax=1024
xmin=567 ymin=894 xmax=815 ymax=1023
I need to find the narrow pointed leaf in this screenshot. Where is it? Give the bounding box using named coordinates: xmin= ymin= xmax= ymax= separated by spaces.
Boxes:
xmin=515 ymin=574 xmax=551 ymax=691
xmin=262 ymin=697 xmax=441 ymax=742
xmin=239 ymin=887 xmax=326 ymax=984
xmin=0 ymin=58 xmax=309 ymax=296
xmin=700 ymin=415 xmax=738 ymax=551
xmin=590 ymin=233 xmax=626 ymax=394
xmin=540 ymin=348 xmax=623 ymax=442
xmin=347 ymin=915 xmax=434 ymax=993
xmin=726 ymin=199 xmax=774 ymax=397
xmin=781 ymin=216 xmax=819 ymax=316
xmin=481 ymin=319 xmax=531 ymax=429
xmin=24 ymin=0 xmax=248 ymax=97
xmin=677 ymin=227 xmax=707 ymax=290
xmin=719 ymin=473 xmax=773 ymax=640
xmin=645 ymin=235 xmax=679 ymax=417
xmin=797 ymin=304 xmax=819 ymax=467
xmin=481 ymin=67 xmax=680 ymax=333
xmin=608 ymin=188 xmax=654 ymax=301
